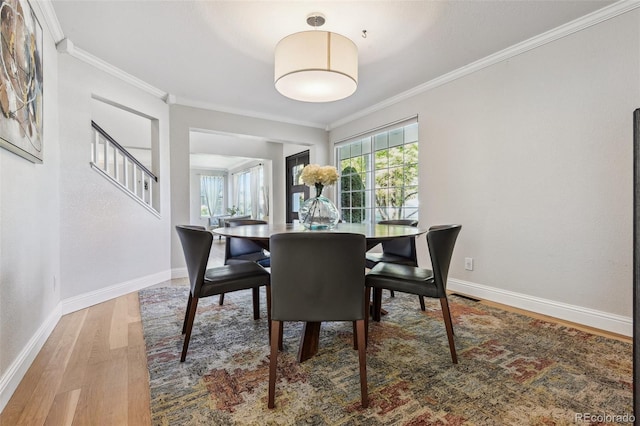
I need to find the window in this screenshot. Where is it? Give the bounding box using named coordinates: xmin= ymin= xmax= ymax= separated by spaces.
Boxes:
xmin=233 ymin=164 xmax=267 ymax=219
xmin=337 ymin=120 xmax=418 ymax=223
xmin=235 ymin=170 xmax=252 ymax=215
xmin=200 ymin=175 xmax=225 ymax=217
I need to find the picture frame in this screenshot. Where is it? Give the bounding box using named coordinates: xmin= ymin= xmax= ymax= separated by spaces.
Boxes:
xmin=0 ymin=0 xmax=44 ymax=163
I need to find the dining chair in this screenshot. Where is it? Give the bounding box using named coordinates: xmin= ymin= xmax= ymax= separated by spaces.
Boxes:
xmin=366 ymin=219 xmax=425 ymax=311
xmin=219 ymin=219 xmax=270 ymax=306
xmin=365 ymin=224 xmax=461 ymax=363
xmin=224 ymin=219 xmax=271 ymax=266
xmin=175 ymin=225 xmax=271 ymax=362
xmin=268 ymin=232 xmax=368 ymax=409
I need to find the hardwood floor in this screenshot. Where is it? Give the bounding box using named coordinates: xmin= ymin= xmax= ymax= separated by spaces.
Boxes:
xmin=0 ymin=292 xmax=151 ymax=426
xmin=0 ymin=237 xmax=630 ymax=424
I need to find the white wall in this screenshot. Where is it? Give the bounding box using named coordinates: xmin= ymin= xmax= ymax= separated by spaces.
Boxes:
xmin=330 ymin=9 xmax=640 ymax=334
xmin=170 ymin=104 xmax=328 ymax=271
xmin=0 ymin=9 xmax=61 ymax=410
xmin=57 ymin=54 xmax=172 ymax=303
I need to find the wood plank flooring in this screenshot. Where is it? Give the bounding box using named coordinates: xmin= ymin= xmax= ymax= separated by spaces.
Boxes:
xmin=0 ymin=293 xmax=151 ymax=426
xmin=0 ymin=238 xmax=630 ymax=424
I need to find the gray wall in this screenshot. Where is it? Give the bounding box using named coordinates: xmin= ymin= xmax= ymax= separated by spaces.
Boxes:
xmin=331 ymin=9 xmax=640 ymax=331
xmin=57 ymin=55 xmax=172 ymax=302
xmin=0 ymin=8 xmax=60 ymax=406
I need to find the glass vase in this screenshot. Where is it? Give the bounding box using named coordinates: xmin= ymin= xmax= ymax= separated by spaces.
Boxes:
xmin=299 ymin=184 xmax=340 ymax=230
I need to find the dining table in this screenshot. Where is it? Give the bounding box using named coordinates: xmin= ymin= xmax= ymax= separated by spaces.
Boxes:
xmin=213 ymin=221 xmax=427 ymax=362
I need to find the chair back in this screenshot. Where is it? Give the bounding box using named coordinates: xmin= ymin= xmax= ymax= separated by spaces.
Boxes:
xmin=379 ymin=219 xmax=419 ymax=261
xmin=227 ymin=219 xmax=265 ymax=227
xmin=427 ymin=225 xmax=462 ymax=294
xmin=270 ymin=233 xmax=366 ymax=322
xmin=182 ymin=225 xmax=206 ymax=230
xmin=225 ymin=220 xmax=268 ymax=260
xmin=175 ymin=225 xmax=213 ymax=296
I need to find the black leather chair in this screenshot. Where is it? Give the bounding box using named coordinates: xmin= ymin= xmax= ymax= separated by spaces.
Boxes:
xmin=366 ymin=219 xmax=425 ymax=310
xmin=366 ymin=219 xmax=419 ymax=268
xmin=268 ymin=232 xmax=368 ymax=408
xmin=182 ymin=225 xmax=207 ymax=230
xmin=224 ymin=219 xmax=271 ymax=267
xmin=365 ymin=224 xmax=461 ymax=363
xmin=175 ymin=225 xmax=271 ymax=362
xmin=219 ymin=219 xmax=270 ymax=306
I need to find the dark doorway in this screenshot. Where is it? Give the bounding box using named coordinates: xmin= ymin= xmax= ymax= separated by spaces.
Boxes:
xmin=286 ymin=150 xmax=310 ymax=223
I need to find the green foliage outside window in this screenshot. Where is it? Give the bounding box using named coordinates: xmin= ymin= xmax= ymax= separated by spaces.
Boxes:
xmin=374 ymin=143 xmax=418 ymax=220
xmin=341 ymin=166 xmax=365 ymax=223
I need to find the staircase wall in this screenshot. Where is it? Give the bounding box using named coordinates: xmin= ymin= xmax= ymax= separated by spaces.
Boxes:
xmin=58 ymin=54 xmax=171 ymax=301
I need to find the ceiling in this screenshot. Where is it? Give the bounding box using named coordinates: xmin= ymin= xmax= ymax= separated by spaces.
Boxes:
xmin=52 ymin=1 xmax=614 ymax=129
xmin=189 ymin=153 xmax=258 ymax=171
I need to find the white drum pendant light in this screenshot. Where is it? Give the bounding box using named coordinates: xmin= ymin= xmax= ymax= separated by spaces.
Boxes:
xmin=274 ymin=14 xmax=358 ymax=102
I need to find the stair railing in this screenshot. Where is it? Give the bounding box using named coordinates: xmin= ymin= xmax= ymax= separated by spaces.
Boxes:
xmin=90 ymin=121 xmax=159 ymax=215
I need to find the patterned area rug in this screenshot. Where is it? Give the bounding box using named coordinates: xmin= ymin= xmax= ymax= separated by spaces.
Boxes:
xmin=139 ymin=286 xmax=632 ymax=425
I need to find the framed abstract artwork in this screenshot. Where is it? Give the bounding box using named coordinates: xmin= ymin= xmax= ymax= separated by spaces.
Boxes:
xmin=0 ymin=0 xmax=43 ymax=163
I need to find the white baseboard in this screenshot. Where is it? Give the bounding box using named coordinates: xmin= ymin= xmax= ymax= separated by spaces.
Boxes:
xmin=171 ymin=267 xmax=187 ymax=279
xmin=62 ymin=270 xmax=172 ymax=315
xmin=448 ymin=278 xmax=632 ymax=337
xmin=0 ymin=269 xmax=173 ymax=413
xmin=0 ymin=303 xmax=62 ymax=413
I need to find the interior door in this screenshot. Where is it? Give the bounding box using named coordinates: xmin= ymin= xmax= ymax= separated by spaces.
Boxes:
xmin=286 ymin=150 xmax=310 ymax=223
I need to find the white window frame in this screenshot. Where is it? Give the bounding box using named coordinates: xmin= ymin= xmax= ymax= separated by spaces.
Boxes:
xmin=336 ymin=117 xmax=419 ymax=224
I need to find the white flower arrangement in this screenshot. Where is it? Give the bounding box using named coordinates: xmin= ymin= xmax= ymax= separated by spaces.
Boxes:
xmin=300 ymin=164 xmax=339 ymax=187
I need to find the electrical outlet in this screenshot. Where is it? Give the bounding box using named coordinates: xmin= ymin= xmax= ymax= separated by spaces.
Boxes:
xmin=464 ymin=257 xmax=474 ymax=271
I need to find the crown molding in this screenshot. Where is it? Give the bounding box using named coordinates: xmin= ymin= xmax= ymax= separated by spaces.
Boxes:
xmin=56 ymin=38 xmax=168 ymax=100
xmin=32 ymin=0 xmax=64 ymax=43
xmin=175 ymin=97 xmax=327 ymax=130
xmin=46 ymin=0 xmax=167 ymax=102
xmin=328 ymin=0 xmax=640 ymax=130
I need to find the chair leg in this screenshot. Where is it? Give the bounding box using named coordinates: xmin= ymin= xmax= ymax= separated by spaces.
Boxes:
xmin=356 ymin=319 xmax=368 ymax=408
xmin=268 ymin=320 xmax=281 ymax=409
xmin=181 ymin=296 xmax=199 ymax=362
xmin=219 ymin=293 xmax=225 ymax=305
xmin=390 ymin=290 xmax=395 ymax=298
xmin=419 ymin=295 xmax=426 ymax=311
xmin=440 ymin=297 xmax=457 ymax=364
xmin=373 ymin=288 xmax=382 ymax=322
xmin=266 ymin=285 xmax=272 ymax=341
xmin=364 ymin=287 xmax=371 ymax=345
xmin=352 ymin=322 xmax=357 ymax=350
xmin=182 ymin=293 xmax=193 ymax=334
xmin=252 ymin=287 xmax=260 ymax=320
xmin=265 ymin=284 xmax=282 ymax=350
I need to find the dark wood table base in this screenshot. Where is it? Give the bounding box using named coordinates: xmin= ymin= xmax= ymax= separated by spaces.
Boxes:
xmin=298 ymin=322 xmax=321 ymax=362
xmin=296 ymin=305 xmax=386 ymax=363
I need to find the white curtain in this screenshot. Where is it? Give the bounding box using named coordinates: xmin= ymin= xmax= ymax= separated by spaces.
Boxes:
xmin=250 ymin=165 xmax=261 ymax=218
xmin=201 ymin=175 xmax=224 ymax=216
xmin=232 ymin=173 xmax=239 ymax=212
xmin=232 ymin=164 xmax=264 ymax=218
